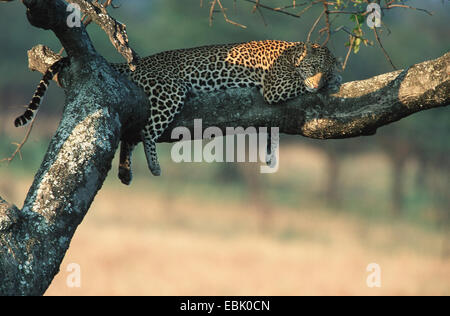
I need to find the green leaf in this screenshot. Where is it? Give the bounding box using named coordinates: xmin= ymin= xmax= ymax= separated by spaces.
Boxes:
xmin=350 ymin=14 xmax=365 ymax=25
xmin=353 ymin=38 xmax=361 ymax=54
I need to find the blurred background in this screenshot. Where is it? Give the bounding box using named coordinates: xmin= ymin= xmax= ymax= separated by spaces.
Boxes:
xmin=0 ymin=0 xmax=449 ymax=295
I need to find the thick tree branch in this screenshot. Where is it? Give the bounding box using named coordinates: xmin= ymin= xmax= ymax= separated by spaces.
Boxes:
xmin=159 ymin=52 xmax=449 ymax=142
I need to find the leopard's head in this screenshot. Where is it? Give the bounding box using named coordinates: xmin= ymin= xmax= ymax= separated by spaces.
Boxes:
xmin=293 ymin=43 xmax=337 ymax=93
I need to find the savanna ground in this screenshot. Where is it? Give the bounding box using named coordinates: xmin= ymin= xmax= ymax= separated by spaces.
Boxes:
xmin=1 ymin=117 xmax=448 ymax=295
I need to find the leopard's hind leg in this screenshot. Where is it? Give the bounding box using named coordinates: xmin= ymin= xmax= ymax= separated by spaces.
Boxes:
xmin=142 ymin=128 xmax=161 ymax=176
xmin=141 ymin=79 xmax=188 ymax=177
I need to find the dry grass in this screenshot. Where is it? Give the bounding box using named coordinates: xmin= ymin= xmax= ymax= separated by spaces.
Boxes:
xmin=44 ymin=180 xmax=449 ymax=296
xmin=42 ymin=187 xmax=448 ymax=296
xmin=0 ymin=146 xmax=448 ymax=296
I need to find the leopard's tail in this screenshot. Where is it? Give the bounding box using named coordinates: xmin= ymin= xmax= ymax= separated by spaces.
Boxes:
xmin=14 ymin=58 xmax=66 ymax=127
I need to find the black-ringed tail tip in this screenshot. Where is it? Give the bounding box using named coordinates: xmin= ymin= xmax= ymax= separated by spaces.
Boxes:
xmin=14 ymin=91 xmax=44 ymax=127
xmin=14 ymin=110 xmax=34 ymax=127
xmin=14 ymin=58 xmax=66 ymax=128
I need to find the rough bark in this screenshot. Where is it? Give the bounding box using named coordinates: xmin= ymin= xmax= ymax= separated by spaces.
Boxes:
xmin=0 ymin=0 xmax=449 ymax=295
xmin=0 ymin=0 xmax=148 ymax=295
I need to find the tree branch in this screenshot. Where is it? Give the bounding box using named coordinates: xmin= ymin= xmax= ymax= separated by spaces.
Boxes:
xmin=158 ymin=52 xmax=449 ymax=142
xmin=66 ymin=0 xmax=140 ymax=70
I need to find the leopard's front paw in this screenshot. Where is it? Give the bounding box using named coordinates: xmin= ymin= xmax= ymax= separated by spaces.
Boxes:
xmin=325 ymin=74 xmax=342 ymax=93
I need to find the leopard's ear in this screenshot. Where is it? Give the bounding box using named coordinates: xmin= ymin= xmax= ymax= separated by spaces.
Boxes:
xmin=304 ymin=42 xmax=312 ymax=54
xmin=294 ymin=43 xmax=308 ymax=67
xmin=304 ymin=42 xmax=320 ymax=51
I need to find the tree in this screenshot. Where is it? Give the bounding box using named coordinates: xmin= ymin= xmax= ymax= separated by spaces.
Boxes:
xmin=0 ymin=0 xmax=448 ymax=295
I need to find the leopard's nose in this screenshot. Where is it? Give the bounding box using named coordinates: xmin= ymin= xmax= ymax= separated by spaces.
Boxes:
xmin=305 ymin=73 xmax=323 ymax=90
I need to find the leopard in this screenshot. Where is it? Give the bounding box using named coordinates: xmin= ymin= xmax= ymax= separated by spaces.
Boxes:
xmin=14 ymin=40 xmax=341 ymax=184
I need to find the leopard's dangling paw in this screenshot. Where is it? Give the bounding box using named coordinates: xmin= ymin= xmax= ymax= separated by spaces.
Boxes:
xmin=325 ymin=73 xmax=342 ymax=93
xmin=118 ymin=165 xmax=133 ymax=185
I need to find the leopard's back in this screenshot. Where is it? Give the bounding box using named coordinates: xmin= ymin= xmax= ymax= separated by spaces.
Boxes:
xmin=121 ymin=40 xmax=302 ymax=94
